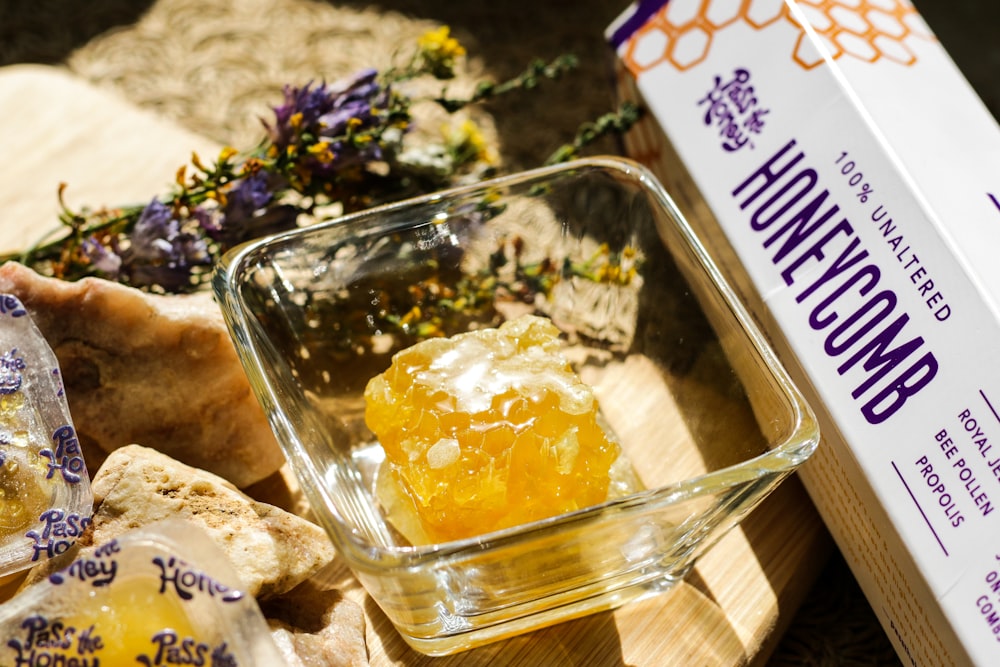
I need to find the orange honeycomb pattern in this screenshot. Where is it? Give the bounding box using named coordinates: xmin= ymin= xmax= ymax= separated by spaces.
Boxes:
xmin=621 ymin=0 xmax=935 ymax=74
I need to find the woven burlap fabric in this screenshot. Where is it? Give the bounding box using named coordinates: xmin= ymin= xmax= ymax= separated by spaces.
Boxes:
xmin=2 ymin=0 xmax=626 ymax=171
xmin=4 ymin=0 xmax=995 ymax=664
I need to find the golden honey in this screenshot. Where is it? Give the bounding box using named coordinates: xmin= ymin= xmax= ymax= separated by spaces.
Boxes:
xmin=57 ymin=575 xmax=200 ymax=659
xmin=0 ymin=451 xmax=52 ymax=541
xmin=364 ymin=315 xmax=621 ymax=544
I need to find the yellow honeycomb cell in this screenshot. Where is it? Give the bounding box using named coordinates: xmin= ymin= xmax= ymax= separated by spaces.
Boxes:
xmin=799 ymin=4 xmax=834 ymax=31
xmin=365 ymin=315 xmax=622 ymax=544
xmin=793 ymin=33 xmax=827 ymax=69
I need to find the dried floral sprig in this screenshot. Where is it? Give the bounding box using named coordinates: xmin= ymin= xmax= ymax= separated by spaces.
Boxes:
xmin=545 ymin=104 xmax=643 ymax=165
xmin=2 ymin=27 xmax=640 ymax=294
xmin=434 ymin=54 xmax=581 ymax=113
xmin=294 ymin=234 xmax=643 ymax=360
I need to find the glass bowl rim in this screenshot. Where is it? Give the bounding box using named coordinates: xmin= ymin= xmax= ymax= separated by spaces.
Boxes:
xmin=212 ymin=155 xmax=820 ymax=567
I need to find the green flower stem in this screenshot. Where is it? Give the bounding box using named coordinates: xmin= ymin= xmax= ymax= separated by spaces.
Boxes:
xmin=434 ymin=54 xmax=579 ymax=113
xmin=4 ymin=31 xmax=643 ymax=292
xmin=545 ymin=102 xmax=643 ymax=165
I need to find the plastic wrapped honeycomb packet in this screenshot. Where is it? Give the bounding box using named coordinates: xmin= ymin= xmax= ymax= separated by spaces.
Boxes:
xmin=0 ymin=294 xmax=92 ymax=578
xmin=0 ymin=519 xmax=285 ymax=664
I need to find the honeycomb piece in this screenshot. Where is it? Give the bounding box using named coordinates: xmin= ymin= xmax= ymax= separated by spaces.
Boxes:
xmin=364 ymin=315 xmax=621 ymax=544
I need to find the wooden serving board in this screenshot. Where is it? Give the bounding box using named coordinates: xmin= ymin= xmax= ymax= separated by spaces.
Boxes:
xmin=340 ymin=477 xmax=831 ymax=666
xmin=0 ymin=64 xmax=834 ymax=666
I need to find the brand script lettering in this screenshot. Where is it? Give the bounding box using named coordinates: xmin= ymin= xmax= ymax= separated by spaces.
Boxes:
xmin=7 ymin=614 xmax=103 ymax=666
xmin=696 ymin=68 xmax=769 ymax=152
xmin=155 ymin=556 xmax=243 ymax=603
xmin=0 ymin=295 xmax=27 ymax=317
xmin=26 ymin=509 xmax=91 ymax=562
xmin=39 ymin=425 xmax=87 ymax=484
xmin=49 ymin=540 xmax=121 ymax=588
xmin=136 ymin=632 xmax=237 ymax=667
xmin=0 ymin=347 xmax=25 ymax=394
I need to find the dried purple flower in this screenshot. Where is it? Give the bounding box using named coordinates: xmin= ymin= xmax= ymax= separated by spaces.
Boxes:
xmin=267 ymin=70 xmax=385 ymax=152
xmin=81 ymin=236 xmax=122 ymax=277
xmin=261 ymin=69 xmax=404 ymax=192
xmin=129 ymin=199 xmax=180 ymax=262
xmin=317 ymin=69 xmax=383 ymax=137
xmin=2 ymin=29 xmax=639 ymax=295
xmin=120 ymin=199 xmax=212 ymax=290
xmin=225 ymin=171 xmax=274 ymax=223
xmin=218 ymin=204 xmax=300 ymax=249
xmin=191 ymin=204 xmax=224 ymax=242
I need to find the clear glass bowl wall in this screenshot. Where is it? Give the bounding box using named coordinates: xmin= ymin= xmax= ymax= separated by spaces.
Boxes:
xmin=214 ymin=157 xmax=819 ymax=655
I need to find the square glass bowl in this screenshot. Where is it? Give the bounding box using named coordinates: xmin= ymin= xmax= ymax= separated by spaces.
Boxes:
xmin=213 ymin=157 xmax=819 ymax=655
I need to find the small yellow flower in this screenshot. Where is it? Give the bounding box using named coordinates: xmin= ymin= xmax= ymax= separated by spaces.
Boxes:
xmin=400 ymin=306 xmax=422 ymax=326
xmin=418 ymin=26 xmax=466 ymax=78
xmin=419 ymin=26 xmax=465 ymax=60
xmin=446 ymin=119 xmax=496 ymax=166
xmin=307 ymin=141 xmax=335 ymax=164
xmin=205 ymin=190 xmax=227 ymax=207
xmin=217 ymin=146 xmax=239 ymax=164
xmin=482 ymin=189 xmax=502 ymax=205
xmin=289 ymin=112 xmax=304 ymax=130
xmin=416 ymin=322 xmax=443 ymax=339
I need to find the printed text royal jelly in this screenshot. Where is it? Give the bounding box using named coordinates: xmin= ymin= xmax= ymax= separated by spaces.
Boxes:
xmin=732 ymin=139 xmax=943 ymax=425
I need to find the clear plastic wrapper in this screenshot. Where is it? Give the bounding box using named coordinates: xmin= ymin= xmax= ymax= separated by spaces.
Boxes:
xmin=0 ymin=519 xmax=285 ymax=664
xmin=0 ymin=294 xmax=92 ymax=578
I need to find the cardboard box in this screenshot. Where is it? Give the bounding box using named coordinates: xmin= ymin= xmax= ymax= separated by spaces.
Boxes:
xmin=608 ymin=1 xmax=1000 ymax=664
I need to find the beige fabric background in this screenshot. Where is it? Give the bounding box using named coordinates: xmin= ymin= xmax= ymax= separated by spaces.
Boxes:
xmin=2 ymin=0 xmax=995 ymax=664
